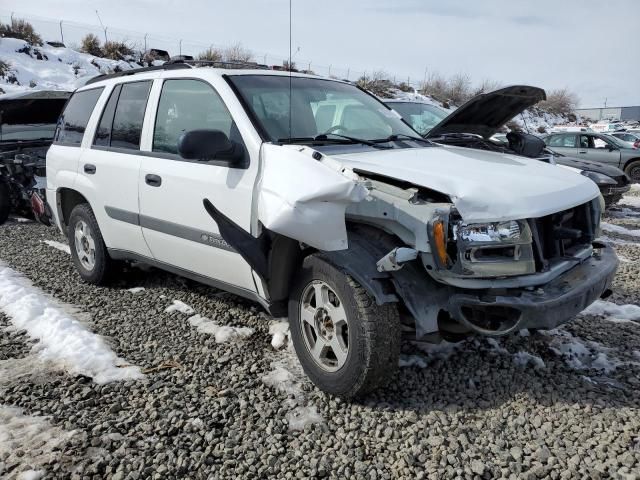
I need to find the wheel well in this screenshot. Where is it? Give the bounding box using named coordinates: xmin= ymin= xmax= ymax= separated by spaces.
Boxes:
xmin=624 ymin=158 xmax=640 ymax=170
xmin=57 ymin=188 xmax=89 ymax=228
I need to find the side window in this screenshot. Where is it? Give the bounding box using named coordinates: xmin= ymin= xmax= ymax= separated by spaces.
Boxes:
xmin=93 ymin=84 xmax=121 ymax=147
xmin=561 ymin=134 xmax=577 ymax=148
xmin=110 ymin=81 xmax=152 ymax=150
xmin=54 ymin=87 xmax=104 ymax=146
xmin=153 ymin=79 xmax=236 ymax=155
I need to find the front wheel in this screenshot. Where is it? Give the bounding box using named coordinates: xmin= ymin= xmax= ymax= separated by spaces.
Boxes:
xmin=625 ymin=160 xmax=640 ymax=183
xmin=288 ymin=254 xmax=401 ymax=398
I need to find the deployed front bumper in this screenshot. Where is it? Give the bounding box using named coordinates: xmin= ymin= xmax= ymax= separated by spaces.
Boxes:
xmin=446 ymin=243 xmax=618 ymax=336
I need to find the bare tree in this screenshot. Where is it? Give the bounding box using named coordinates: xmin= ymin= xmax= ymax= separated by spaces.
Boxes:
xmin=197 ymin=47 xmax=224 ymax=62
xmin=539 ymin=88 xmax=579 ymax=116
xmin=0 ymin=18 xmax=42 ymax=46
xmin=223 ymin=43 xmax=254 ymax=63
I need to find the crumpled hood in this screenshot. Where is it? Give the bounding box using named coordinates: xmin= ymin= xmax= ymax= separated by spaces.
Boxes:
xmin=330 ymin=145 xmax=600 ymax=223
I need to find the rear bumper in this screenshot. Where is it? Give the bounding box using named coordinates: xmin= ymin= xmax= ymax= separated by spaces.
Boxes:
xmin=446 ymin=243 xmax=618 ymax=336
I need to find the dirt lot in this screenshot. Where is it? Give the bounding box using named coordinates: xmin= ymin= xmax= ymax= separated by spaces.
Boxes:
xmin=1 ymin=188 xmax=639 ymax=480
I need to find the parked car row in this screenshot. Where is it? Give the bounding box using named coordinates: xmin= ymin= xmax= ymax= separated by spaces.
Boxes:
xmin=40 ymin=62 xmax=618 ymax=397
xmin=385 ymin=86 xmax=634 ymax=203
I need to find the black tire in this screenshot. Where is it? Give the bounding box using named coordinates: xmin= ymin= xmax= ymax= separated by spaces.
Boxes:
xmin=288 ymin=254 xmax=401 ymax=398
xmin=0 ymin=182 xmax=10 ymax=225
xmin=625 ymin=159 xmax=640 ymax=183
xmin=68 ymin=203 xmax=115 ymax=285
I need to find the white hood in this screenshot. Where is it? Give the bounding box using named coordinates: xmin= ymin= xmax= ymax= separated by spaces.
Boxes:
xmin=330 ymin=145 xmax=600 ymax=223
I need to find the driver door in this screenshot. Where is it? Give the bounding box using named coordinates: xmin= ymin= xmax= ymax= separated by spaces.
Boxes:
xmin=137 ymin=77 xmax=258 ymax=292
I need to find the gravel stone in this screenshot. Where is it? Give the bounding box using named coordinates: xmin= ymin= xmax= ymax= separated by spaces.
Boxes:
xmin=0 ymin=194 xmax=640 ymax=479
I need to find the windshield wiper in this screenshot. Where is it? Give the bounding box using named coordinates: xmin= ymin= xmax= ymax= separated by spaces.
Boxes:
xmin=314 ymin=133 xmax=392 ymax=149
xmin=371 ymin=133 xmax=433 ymax=145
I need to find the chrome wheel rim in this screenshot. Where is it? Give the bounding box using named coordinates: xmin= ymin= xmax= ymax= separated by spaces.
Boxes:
xmin=299 ymin=281 xmax=349 ymax=372
xmin=74 ymin=220 xmax=96 ymax=271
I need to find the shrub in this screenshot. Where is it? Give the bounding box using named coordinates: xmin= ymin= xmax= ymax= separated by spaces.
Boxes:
xmin=80 ymin=34 xmax=102 ymax=57
xmin=102 ymin=40 xmax=134 ymax=60
xmin=537 ymin=125 xmax=547 ymax=134
xmin=0 ymin=59 xmax=9 ymax=78
xmin=197 ymin=47 xmax=223 ymax=62
xmin=0 ymin=18 xmax=42 ymax=46
xmin=356 ymin=71 xmax=395 ymax=98
xmin=539 ymin=88 xmax=579 ymax=116
xmin=29 ymin=79 xmax=37 ymax=88
xmin=223 ymin=43 xmax=254 ymax=62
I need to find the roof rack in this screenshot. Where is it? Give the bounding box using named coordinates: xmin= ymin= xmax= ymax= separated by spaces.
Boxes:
xmin=83 ymin=59 xmax=270 ymax=86
xmin=165 ymin=59 xmax=270 ymax=70
xmin=84 ymin=63 xmax=191 ymax=85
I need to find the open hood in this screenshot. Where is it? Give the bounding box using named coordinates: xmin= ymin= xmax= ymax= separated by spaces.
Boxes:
xmin=0 ymin=90 xmax=70 ymax=126
xmin=426 ymin=85 xmax=546 ymax=139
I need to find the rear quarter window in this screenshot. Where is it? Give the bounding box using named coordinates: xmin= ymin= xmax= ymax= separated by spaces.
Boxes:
xmin=54 ymin=87 xmax=104 ymax=146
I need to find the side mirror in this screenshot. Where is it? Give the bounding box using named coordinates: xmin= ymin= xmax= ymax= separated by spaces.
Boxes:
xmin=177 ymin=129 xmax=245 ymax=167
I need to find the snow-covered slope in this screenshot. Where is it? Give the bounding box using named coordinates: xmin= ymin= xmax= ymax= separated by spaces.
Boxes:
xmin=0 ymin=38 xmax=137 ymax=95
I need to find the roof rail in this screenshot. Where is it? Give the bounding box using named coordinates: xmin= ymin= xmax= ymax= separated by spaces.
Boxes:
xmin=84 ymin=63 xmax=192 ymax=85
xmin=165 ymin=59 xmax=270 ymax=70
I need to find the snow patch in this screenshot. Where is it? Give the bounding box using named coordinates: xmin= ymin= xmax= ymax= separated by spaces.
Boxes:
xmin=269 ymin=319 xmax=290 ymax=349
xmin=582 ymin=300 xmax=640 ymax=323
xmin=513 ymin=351 xmax=545 ymax=369
xmin=601 ymin=222 xmax=640 ymax=238
xmin=399 ymin=340 xmax=462 ymax=368
xmin=127 ymin=287 xmax=145 ymax=294
xmin=261 ymin=345 xmax=324 ymax=430
xmin=542 ymin=328 xmax=620 ymax=373
xmin=41 ymin=240 xmax=70 ymax=254
xmin=0 ymin=263 xmax=144 ymax=383
xmin=164 ymin=300 xmax=195 ymax=315
xmin=0 ymin=405 xmax=75 ymax=479
xmin=187 ymin=314 xmax=254 ymax=343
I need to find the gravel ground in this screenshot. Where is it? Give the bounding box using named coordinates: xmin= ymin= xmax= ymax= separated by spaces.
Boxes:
xmin=1 ymin=193 xmax=640 ymax=480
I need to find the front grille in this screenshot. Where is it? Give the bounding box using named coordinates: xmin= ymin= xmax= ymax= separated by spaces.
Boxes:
xmin=528 ymin=200 xmax=597 ymax=271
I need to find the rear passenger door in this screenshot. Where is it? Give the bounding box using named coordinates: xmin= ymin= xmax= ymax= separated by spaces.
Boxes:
xmin=138 ymin=78 xmax=258 ymax=293
xmin=84 ymin=80 xmax=153 ymax=256
xmin=546 ymin=134 xmax=578 ymax=156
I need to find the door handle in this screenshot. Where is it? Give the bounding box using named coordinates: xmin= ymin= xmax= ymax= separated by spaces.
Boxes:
xmin=84 ymin=164 xmax=96 ymax=174
xmin=578 ymin=150 xmax=587 ymax=154
xmin=145 ymin=174 xmax=162 ymax=187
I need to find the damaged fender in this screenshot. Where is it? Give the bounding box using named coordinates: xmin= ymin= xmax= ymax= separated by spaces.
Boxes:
xmin=258 ymin=144 xmax=369 ymax=251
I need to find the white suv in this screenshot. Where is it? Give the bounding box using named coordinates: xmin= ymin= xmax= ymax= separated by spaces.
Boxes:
xmin=47 ymin=62 xmax=618 ymax=397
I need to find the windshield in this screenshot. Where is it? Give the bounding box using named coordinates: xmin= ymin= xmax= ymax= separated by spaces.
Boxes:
xmin=228 ymin=75 xmax=420 ymax=143
xmin=387 ymin=102 xmax=448 ymax=136
xmin=603 ymin=134 xmax=634 ymax=148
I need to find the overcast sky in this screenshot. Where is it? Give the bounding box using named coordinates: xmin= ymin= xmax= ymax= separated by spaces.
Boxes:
xmin=1 ymin=0 xmax=637 ymax=107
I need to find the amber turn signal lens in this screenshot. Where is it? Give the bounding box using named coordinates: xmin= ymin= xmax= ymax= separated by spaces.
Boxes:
xmin=433 ymin=220 xmax=448 ymax=266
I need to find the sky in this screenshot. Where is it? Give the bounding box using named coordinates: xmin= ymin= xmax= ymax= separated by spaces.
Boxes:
xmin=0 ymin=0 xmax=637 ymax=107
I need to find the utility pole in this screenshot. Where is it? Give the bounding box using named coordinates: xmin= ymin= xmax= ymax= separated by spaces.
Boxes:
xmin=59 ymin=20 xmax=64 ymax=44
xmin=95 ymin=10 xmax=107 ymax=43
xmin=144 ymin=33 xmax=147 ymax=53
xmin=346 ymin=68 xmax=349 ymax=80
xmin=179 ymin=39 xmax=182 ymax=56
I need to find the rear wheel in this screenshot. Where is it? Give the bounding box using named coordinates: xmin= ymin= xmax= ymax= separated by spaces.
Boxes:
xmin=288 ymin=254 xmax=401 ymax=398
xmin=625 ymin=160 xmax=640 ymax=183
xmin=68 ymin=203 xmax=115 ymax=285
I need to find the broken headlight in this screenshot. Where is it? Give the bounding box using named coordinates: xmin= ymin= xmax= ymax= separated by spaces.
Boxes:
xmin=454 ymin=220 xmax=522 ymax=243
xmin=450 ymin=220 xmax=535 ymax=277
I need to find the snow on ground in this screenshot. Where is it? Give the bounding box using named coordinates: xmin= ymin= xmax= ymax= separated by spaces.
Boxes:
xmin=0 ymin=405 xmax=75 ymax=479
xmin=400 ymin=340 xmax=462 ymax=368
xmin=41 ymin=240 xmax=70 ymax=254
xmin=582 ymin=300 xmax=640 ymax=323
xmin=542 ymin=328 xmax=620 ymax=373
xmin=620 ymin=196 xmax=640 ymax=209
xmin=601 ymin=222 xmax=640 ymax=238
xmin=513 ymin=351 xmax=546 ymax=369
xmin=127 ymin=287 xmax=145 ymax=294
xmin=261 ymin=343 xmax=324 ymax=431
xmin=187 ymin=314 xmax=254 ymax=343
xmin=0 ymin=37 xmax=136 ymax=95
xmin=0 ymin=262 xmax=143 ymax=383
xmin=269 ymin=319 xmax=290 ymax=349
xmin=164 ymin=300 xmax=195 ymax=315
